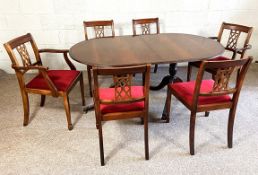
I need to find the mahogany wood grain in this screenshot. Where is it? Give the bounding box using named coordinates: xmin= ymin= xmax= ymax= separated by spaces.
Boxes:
xmin=69 ymin=33 xmax=224 ymax=67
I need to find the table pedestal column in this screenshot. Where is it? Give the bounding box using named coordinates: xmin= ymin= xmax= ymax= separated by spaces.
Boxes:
xmin=150 ymin=63 xmax=183 ymax=121
xmin=150 ymin=63 xmax=179 ymax=90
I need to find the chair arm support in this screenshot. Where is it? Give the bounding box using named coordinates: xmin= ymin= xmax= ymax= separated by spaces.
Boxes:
xmin=235 ymin=44 xmax=252 ymax=53
xmin=12 ymin=65 xmax=59 ymax=97
xmin=232 ymin=44 xmax=252 ymax=59
xmin=38 ymin=49 xmax=76 ymax=70
xmin=40 ymin=70 xmax=59 ymax=97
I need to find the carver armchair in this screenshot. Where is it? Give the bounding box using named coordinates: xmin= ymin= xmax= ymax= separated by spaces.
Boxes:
xmin=187 ymin=22 xmax=253 ymax=81
xmin=4 ymin=33 xmax=85 ymax=130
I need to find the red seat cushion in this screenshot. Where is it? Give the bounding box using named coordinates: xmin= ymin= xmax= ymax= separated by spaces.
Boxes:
xmin=99 ymin=86 xmax=145 ymax=114
xmin=26 ymin=70 xmax=80 ymax=92
xmin=169 ymin=80 xmax=231 ymax=106
xmin=209 ymin=56 xmax=231 ymax=61
xmin=190 ymin=56 xmax=231 ymax=67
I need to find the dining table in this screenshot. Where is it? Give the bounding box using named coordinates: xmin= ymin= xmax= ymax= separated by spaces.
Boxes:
xmin=69 ymin=33 xmax=224 ymax=91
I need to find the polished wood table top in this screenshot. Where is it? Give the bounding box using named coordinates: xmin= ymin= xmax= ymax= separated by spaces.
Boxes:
xmin=69 ymin=33 xmax=224 ymax=67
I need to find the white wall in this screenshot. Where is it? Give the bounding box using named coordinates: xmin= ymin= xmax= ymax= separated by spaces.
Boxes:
xmin=0 ymin=0 xmax=257 ymax=73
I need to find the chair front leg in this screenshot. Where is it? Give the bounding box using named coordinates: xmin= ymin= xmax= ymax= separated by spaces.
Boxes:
xmin=87 ymin=65 xmax=93 ymax=97
xmin=63 ymin=94 xmax=73 ymax=130
xmin=21 ymin=91 xmax=30 ymax=126
xmin=144 ymin=113 xmax=149 ymax=160
xmin=228 ymin=106 xmax=237 ymax=148
xmin=79 ymin=74 xmax=85 ymax=106
xmin=98 ymin=121 xmax=105 ymax=166
xmin=189 ymin=112 xmax=197 ymax=155
xmin=40 ymin=95 xmax=46 ymax=107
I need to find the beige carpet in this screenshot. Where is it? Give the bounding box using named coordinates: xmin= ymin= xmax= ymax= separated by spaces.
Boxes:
xmin=0 ymin=65 xmax=258 ymax=175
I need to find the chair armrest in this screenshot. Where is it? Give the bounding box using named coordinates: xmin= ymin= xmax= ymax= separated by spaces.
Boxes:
xmin=12 ymin=65 xmax=48 ymax=71
xmin=236 ymin=44 xmax=252 ymax=53
xmin=232 ymin=44 xmax=252 ymax=59
xmin=38 ymin=49 xmax=69 ymax=53
xmin=38 ymin=49 xmax=76 ymax=70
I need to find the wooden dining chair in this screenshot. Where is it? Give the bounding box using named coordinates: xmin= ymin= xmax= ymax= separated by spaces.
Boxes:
xmin=187 ymin=22 xmax=253 ymax=81
xmin=92 ymin=64 xmax=151 ymax=166
xmin=83 ymin=20 xmax=115 ymax=97
xmin=132 ymin=17 xmax=160 ymax=73
xmin=163 ymin=57 xmax=252 ymax=155
xmin=4 ymin=33 xmax=85 ymax=130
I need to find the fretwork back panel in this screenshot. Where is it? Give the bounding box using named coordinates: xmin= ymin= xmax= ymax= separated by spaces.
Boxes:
xmin=212 ymin=67 xmax=235 ymax=92
xmin=225 ymin=29 xmax=241 ymax=50
xmin=141 ymin=24 xmax=151 ymax=35
xmin=94 ymin=26 xmax=105 ymax=38
xmin=16 ymin=44 xmax=32 ymax=67
xmin=113 ymin=74 xmax=133 ymax=101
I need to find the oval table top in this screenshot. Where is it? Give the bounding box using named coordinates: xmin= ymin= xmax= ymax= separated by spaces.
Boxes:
xmin=69 ymin=33 xmax=224 ymax=67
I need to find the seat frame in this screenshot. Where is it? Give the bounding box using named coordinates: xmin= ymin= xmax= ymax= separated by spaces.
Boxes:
xmin=92 ymin=64 xmax=151 ymax=166
xmin=163 ymin=57 xmax=253 ymax=155
xmin=4 ymin=33 xmax=85 ymax=130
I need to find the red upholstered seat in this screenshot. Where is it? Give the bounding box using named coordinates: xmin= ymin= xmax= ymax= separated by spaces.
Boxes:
xmin=209 ymin=56 xmax=231 ymax=61
xmin=26 ymin=70 xmax=80 ymax=92
xmin=99 ymin=86 xmax=145 ymax=114
xmin=170 ymin=80 xmax=231 ymax=106
xmin=191 ymin=56 xmax=231 ymax=67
